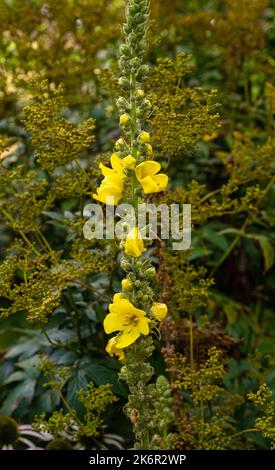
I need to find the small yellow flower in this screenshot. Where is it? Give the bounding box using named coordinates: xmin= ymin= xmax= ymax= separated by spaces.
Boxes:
xmin=104 ymin=296 xmax=150 ymax=348
xmin=135 ymin=161 xmax=168 ymax=194
xmin=123 ymin=155 xmax=136 ymax=170
xmin=139 ymin=131 xmax=150 ymax=143
xmin=93 ymin=173 xmax=125 ymax=205
xmin=121 ymin=278 xmax=132 ymax=290
xmin=151 ymin=302 xmax=168 ymax=321
xmin=120 ymin=113 xmax=130 ymax=126
xmin=93 ymin=154 xmax=126 ymax=205
xmin=106 ymin=337 xmax=125 ymax=360
xmin=125 ymin=227 xmax=146 ymax=257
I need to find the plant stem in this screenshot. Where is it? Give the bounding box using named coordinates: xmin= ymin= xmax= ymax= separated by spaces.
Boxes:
xmin=189 ymin=312 xmax=194 ymax=368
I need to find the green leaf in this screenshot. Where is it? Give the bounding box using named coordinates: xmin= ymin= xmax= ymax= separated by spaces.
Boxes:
xmin=246 ymin=234 xmax=275 ymax=271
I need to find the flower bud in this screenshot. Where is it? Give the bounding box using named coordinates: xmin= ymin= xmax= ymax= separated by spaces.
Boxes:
xmin=120 ymin=259 xmax=132 ymax=272
xmin=144 ymin=266 xmax=156 ymax=278
xmin=145 ymin=144 xmax=153 ymax=155
xmin=122 ymin=278 xmax=132 ymax=290
xmin=116 ymin=97 xmax=130 ymax=111
xmin=115 ymin=138 xmax=125 ymax=149
xmin=118 ymin=76 xmax=130 ymax=90
xmin=151 ymin=302 xmax=168 ymax=321
xmin=123 ymin=155 xmax=136 ymax=170
xmin=136 ymin=89 xmax=144 ymax=98
xmin=139 ymin=131 xmax=150 ymax=143
xmin=120 ymin=113 xmax=130 ymax=126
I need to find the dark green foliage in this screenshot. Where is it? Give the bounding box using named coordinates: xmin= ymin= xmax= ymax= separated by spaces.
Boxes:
xmin=0 ymin=0 xmax=274 ymax=450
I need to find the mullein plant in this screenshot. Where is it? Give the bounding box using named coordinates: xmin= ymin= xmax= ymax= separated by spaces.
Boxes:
xmin=93 ymin=0 xmax=173 ymax=449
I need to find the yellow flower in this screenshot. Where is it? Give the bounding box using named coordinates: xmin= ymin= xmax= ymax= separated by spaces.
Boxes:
xmin=104 ymin=295 xmax=150 ymax=348
xmin=99 ymin=153 xmax=125 ymax=176
xmin=120 ymin=113 xmax=130 ymax=126
xmin=151 ymin=302 xmax=168 ymax=321
xmin=106 ymin=337 xmax=125 ymax=360
xmin=135 ymin=161 xmax=168 ymax=194
xmin=139 ymin=131 xmax=150 ymax=143
xmin=93 ymin=154 xmax=126 ymax=205
xmin=123 ymin=155 xmax=136 ymax=170
xmin=122 ymin=278 xmax=132 ymax=290
xmin=93 ymin=172 xmax=125 ymax=204
xmin=125 ymin=227 xmax=146 ymax=257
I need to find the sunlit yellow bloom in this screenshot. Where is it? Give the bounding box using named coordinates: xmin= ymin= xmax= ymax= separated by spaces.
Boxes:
xmin=106 ymin=337 xmax=125 ymax=360
xmin=122 ymin=278 xmax=132 ymax=290
xmin=93 ymin=154 xmax=126 ymax=204
xmin=123 ymin=155 xmax=136 ymax=170
xmin=93 ymin=172 xmax=125 ymax=204
xmin=104 ymin=296 xmax=150 ymax=348
xmin=120 ymin=113 xmax=130 ymax=126
xmin=125 ymin=227 xmax=146 ymax=257
xmin=135 ymin=161 xmax=168 ymax=194
xmin=139 ymin=131 xmax=150 ymax=143
xmin=151 ymin=302 xmax=168 ymax=321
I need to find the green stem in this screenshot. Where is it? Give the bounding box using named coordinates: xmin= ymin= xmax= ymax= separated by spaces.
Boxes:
xmin=1 ymin=209 xmax=41 ymax=257
xmin=228 ymin=428 xmax=259 ymax=440
xmin=190 ymin=312 xmax=194 ymax=369
xmin=37 ymin=229 xmax=59 ymax=265
xmin=130 ymin=72 xmax=139 ymax=214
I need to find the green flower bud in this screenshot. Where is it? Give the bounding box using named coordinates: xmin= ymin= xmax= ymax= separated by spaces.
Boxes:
xmin=120 ymin=259 xmax=132 ymax=272
xmin=144 ymin=266 xmax=156 ymax=279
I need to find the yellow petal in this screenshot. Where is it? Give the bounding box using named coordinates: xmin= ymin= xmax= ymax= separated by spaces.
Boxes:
xmin=93 ymin=187 xmax=122 ymax=205
xmin=125 ymin=227 xmax=146 ymax=257
xmin=99 ymin=163 xmax=114 ymax=177
xmin=113 ymin=293 xmax=125 ymax=302
xmin=115 ymin=329 xmax=140 ymax=348
xmin=137 ymin=317 xmax=150 ymax=335
xmin=111 ymin=153 xmax=124 ymax=173
xmin=139 ymin=175 xmax=159 ymax=194
xmin=106 ymin=337 xmax=125 ymax=360
xmin=103 ymin=312 xmax=125 ymax=334
xmin=152 ymin=173 xmax=168 ymax=192
xmin=135 ymin=161 xmax=161 ymax=181
xmin=109 ymin=297 xmax=134 ymax=316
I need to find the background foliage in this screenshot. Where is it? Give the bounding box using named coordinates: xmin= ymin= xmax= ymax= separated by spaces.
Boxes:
xmin=0 ymin=0 xmax=275 ymax=449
